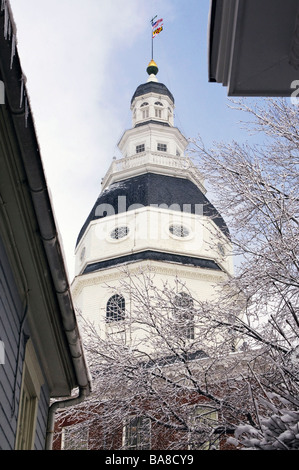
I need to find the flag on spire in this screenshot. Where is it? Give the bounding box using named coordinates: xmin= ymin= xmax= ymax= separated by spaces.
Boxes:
xmin=152 ymin=17 xmax=163 ymax=38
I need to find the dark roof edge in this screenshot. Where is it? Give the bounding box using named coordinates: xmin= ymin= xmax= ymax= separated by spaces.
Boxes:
xmin=135 ymin=119 xmax=170 ymax=128
xmin=83 ymin=251 xmax=222 ymax=274
xmin=131 ymin=81 xmax=175 ymax=104
xmin=208 ymin=0 xmax=220 ymax=82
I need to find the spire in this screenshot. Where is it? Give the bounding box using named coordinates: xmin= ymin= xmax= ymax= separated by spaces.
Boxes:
xmin=147 ymin=59 xmax=158 ymax=82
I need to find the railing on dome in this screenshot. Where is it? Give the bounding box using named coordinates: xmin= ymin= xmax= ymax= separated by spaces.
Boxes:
xmin=101 ymin=151 xmax=206 ymax=194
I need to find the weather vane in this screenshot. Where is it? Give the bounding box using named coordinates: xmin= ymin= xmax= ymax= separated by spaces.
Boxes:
xmin=150 ymin=15 xmax=163 ymax=60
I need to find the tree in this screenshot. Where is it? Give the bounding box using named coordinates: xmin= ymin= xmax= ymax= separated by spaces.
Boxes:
xmin=54 ymin=98 xmax=299 ymax=450
xmin=191 ymin=98 xmax=299 ymax=449
xmin=55 ymin=271 xmax=260 ymax=451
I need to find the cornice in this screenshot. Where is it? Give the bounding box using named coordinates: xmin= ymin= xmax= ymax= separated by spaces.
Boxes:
xmin=71 ymin=260 xmax=227 ymax=297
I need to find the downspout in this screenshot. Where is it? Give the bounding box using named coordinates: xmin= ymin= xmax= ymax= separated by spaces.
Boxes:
xmin=45 ymin=385 xmax=89 ymax=450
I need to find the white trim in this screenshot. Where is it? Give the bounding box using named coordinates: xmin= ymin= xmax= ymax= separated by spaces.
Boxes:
xmin=101 ymin=152 xmax=206 ymax=194
xmin=15 ymin=339 xmax=44 ymax=450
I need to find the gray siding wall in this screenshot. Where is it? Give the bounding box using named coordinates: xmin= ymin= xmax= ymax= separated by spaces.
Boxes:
xmin=34 ymin=384 xmax=50 ymax=450
xmin=0 ymin=235 xmax=24 ymax=449
xmin=0 ymin=235 xmax=50 ymax=449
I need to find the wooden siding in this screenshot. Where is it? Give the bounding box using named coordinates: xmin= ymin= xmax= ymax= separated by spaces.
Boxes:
xmin=0 ymin=235 xmax=50 ymax=449
xmin=0 ymin=234 xmax=24 ymax=449
xmin=34 ymin=384 xmax=50 ymax=450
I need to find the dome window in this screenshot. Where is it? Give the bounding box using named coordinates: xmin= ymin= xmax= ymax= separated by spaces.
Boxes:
xmin=140 ymin=102 xmax=149 ymax=107
xmin=110 ymin=226 xmax=129 ymax=240
xmin=154 ymin=101 xmax=163 ymax=106
xmin=169 ymin=224 xmax=189 ymax=238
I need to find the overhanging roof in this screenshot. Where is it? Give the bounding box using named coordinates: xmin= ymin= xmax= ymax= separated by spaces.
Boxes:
xmin=209 ymin=0 xmax=299 ymax=96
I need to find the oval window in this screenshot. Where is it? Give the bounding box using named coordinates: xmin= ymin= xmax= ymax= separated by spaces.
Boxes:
xmin=169 ymin=224 xmax=189 ymax=238
xmin=110 ymin=226 xmax=129 ymax=240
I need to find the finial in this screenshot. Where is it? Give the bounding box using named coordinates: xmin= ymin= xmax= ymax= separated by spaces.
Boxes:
xmin=146 ymin=59 xmax=159 ymax=82
xmin=147 ymin=59 xmax=158 ymax=75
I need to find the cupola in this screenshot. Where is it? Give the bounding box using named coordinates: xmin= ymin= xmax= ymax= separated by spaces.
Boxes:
xmin=131 ymin=59 xmax=175 ymax=128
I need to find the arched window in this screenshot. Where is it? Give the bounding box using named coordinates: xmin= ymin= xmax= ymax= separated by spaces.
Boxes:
xmin=173 ymin=292 xmax=194 ymax=339
xmin=152 ymin=102 xmax=163 ymax=118
xmin=140 ymin=102 xmax=149 ymax=119
xmin=106 ymin=294 xmax=125 ymax=322
xmin=142 ymin=108 xmax=149 ymax=119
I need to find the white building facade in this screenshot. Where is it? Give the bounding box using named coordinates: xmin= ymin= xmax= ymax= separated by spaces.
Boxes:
xmin=72 ymin=60 xmax=234 ymax=350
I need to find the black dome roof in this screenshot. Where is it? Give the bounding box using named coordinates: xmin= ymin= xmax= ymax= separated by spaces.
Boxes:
xmin=76 ymin=173 xmax=229 ymax=246
xmin=131 ymin=81 xmax=174 ymax=104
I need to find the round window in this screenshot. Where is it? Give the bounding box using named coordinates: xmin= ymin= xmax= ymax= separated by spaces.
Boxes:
xmin=169 ymin=224 xmax=190 ymax=238
xmin=110 ymin=226 xmax=129 ymax=240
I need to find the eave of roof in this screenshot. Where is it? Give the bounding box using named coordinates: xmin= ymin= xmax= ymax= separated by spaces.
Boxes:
xmin=208 ymin=0 xmax=299 ymax=96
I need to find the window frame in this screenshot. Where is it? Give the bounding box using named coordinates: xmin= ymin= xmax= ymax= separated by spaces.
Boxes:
xmin=62 ymin=423 xmax=89 ymax=450
xmin=106 ymin=294 xmax=125 ymax=322
xmin=15 ymin=340 xmax=44 ymax=450
xmin=169 ymin=224 xmax=190 ymax=238
xmin=136 ymin=144 xmax=145 ymax=154
xmin=110 ymin=226 xmax=129 ymax=240
xmin=123 ymin=416 xmax=151 ymax=450
xmin=187 ymin=406 xmax=219 ymax=450
xmin=157 ymin=143 xmax=167 ymax=152
xmin=173 ymin=292 xmax=195 ymax=340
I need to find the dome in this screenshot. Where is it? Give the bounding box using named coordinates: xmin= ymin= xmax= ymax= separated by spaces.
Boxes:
xmin=76 ymin=173 xmax=229 ymax=246
xmin=131 ymin=81 xmax=174 ymax=105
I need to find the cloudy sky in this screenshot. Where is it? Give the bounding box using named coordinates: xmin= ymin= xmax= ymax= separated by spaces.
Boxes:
xmin=8 ymin=0 xmax=249 ymax=279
